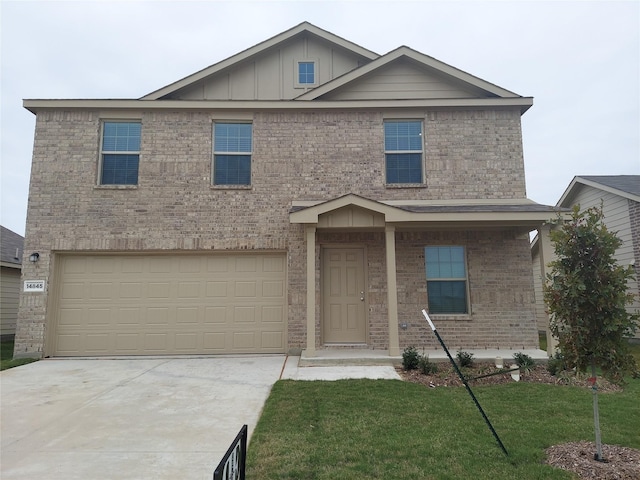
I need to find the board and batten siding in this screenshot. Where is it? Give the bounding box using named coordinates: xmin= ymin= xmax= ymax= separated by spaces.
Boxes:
xmin=170 ymin=35 xmax=365 ymax=101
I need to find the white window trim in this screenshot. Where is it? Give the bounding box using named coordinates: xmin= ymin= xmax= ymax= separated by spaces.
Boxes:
xmin=98 ymin=120 xmax=141 ymax=186
xmin=212 ymin=121 xmax=253 ymax=187
xmin=384 ymin=119 xmax=425 ymax=185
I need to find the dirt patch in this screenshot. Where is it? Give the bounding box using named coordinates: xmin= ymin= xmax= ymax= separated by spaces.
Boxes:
xmin=397 ymin=363 xmax=639 ymax=479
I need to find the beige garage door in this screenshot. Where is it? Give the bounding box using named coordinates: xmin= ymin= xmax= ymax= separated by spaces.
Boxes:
xmin=52 ymin=253 xmax=286 ymax=356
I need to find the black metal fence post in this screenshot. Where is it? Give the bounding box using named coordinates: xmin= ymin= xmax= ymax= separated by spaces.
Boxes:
xmin=213 ymin=424 xmax=248 ymax=480
xmin=422 ymin=310 xmax=509 ymax=456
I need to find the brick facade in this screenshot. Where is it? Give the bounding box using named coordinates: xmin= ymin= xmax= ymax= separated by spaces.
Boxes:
xmin=15 ymin=108 xmax=538 ymax=356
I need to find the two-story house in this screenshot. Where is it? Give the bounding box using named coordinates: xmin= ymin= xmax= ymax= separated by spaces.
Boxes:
xmin=15 ymin=22 xmax=558 ymax=359
xmin=532 ymin=175 xmax=640 ymax=342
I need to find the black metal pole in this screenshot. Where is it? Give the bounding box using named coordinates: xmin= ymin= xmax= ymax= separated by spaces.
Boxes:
xmin=422 ymin=310 xmax=509 ymax=456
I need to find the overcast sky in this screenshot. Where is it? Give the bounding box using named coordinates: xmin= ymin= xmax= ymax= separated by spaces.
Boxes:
xmin=1 ymin=0 xmax=638 ymax=236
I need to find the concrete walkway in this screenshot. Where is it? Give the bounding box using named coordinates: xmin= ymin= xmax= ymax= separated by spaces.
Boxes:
xmin=1 ymin=356 xmax=400 ymax=480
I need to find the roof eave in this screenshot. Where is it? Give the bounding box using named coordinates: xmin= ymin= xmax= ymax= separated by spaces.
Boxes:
xmin=23 ymin=97 xmax=534 ymax=114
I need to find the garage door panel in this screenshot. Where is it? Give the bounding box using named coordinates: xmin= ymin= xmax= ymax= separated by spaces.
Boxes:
xmin=57 ymin=334 xmax=82 ymax=354
xmin=58 ymin=308 xmax=83 ymax=326
xmin=88 ymin=308 xmax=111 ymax=326
xmin=178 ymin=282 xmax=201 ymax=299
xmin=233 ymin=332 xmax=255 ymax=349
xmin=204 ymin=306 xmax=227 ymax=323
xmin=115 ymin=333 xmax=140 ymax=352
xmin=53 ymin=254 xmax=286 ymax=356
xmin=89 ymin=282 xmax=113 ymax=300
xmin=206 ymin=282 xmax=227 ymax=297
xmin=144 ymin=333 xmax=168 ymax=351
xmin=262 ymin=306 xmax=285 ymax=323
xmin=85 ymin=334 xmax=110 ymax=353
xmin=61 ymin=283 xmax=85 ymax=300
xmin=120 ymin=283 xmax=142 ymax=298
xmin=203 ymin=332 xmax=226 ymax=350
xmin=149 ymin=282 xmax=171 ymax=298
xmin=118 ymin=308 xmax=141 ymax=325
xmin=176 ymin=307 xmax=199 ymax=324
xmin=234 ymin=281 xmax=256 ymax=297
xmin=262 ymin=331 xmax=284 ymax=349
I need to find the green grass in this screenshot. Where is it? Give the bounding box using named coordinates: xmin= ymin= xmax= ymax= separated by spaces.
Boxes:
xmin=247 ymin=378 xmax=640 ymax=479
xmin=1 ymin=339 xmax=38 ymax=370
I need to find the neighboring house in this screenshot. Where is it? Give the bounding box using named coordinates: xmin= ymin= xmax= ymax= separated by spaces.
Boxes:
xmin=532 ymin=175 xmax=640 ymax=339
xmin=15 ymin=22 xmax=558 ymax=359
xmin=1 ymin=226 xmax=24 ymax=341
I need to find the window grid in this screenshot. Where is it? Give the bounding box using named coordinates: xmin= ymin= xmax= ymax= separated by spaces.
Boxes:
xmin=298 ymin=62 xmax=315 ymax=84
xmin=425 ymin=246 xmax=468 ymax=314
xmin=384 ymin=120 xmax=423 ymax=184
xmin=213 ymin=123 xmax=252 ymax=186
xmin=100 ymin=121 xmax=141 ymax=185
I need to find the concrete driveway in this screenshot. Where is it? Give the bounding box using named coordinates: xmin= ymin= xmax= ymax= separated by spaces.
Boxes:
xmin=1 ymin=356 xmax=287 ymax=480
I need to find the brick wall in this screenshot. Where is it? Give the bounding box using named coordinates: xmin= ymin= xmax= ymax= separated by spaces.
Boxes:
xmin=15 ymin=108 xmax=532 ymax=356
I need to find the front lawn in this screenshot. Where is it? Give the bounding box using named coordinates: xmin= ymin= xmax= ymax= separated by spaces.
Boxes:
xmin=247 ymin=378 xmax=639 ymax=479
xmin=1 ymin=340 xmax=38 ymax=370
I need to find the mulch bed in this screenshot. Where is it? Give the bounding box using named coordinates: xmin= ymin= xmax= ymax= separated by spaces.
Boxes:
xmin=396 ymin=363 xmax=622 ymax=392
xmin=396 ymin=363 xmax=639 ymax=479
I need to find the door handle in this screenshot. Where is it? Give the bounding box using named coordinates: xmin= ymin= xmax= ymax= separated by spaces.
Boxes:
xmin=360 ymin=291 xmax=364 ymax=301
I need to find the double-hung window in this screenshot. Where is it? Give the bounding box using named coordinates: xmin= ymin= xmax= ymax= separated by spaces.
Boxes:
xmin=425 ymin=246 xmax=469 ymax=314
xmin=384 ymin=120 xmax=423 ymax=184
xmin=100 ymin=121 xmax=141 ymax=185
xmin=213 ymin=123 xmax=252 ymax=186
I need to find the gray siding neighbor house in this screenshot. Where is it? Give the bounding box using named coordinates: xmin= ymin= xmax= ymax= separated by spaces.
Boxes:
xmin=1 ymin=226 xmax=24 ymax=340
xmin=532 ymin=175 xmax=640 ymax=340
xmin=16 ymin=22 xmax=558 ymax=359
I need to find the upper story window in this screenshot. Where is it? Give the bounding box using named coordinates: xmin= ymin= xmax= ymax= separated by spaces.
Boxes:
xmin=298 ymin=62 xmax=315 ymax=84
xmin=384 ymin=120 xmax=423 ymax=184
xmin=100 ymin=121 xmax=141 ymax=185
xmin=213 ymin=123 xmax=252 ymax=186
xmin=425 ymin=246 xmax=469 ymax=314
xmin=294 ymin=59 xmax=318 ymax=88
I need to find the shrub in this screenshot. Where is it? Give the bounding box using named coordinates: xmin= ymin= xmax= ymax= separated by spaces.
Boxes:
xmin=456 ymin=350 xmax=474 ymax=368
xmin=547 ymin=351 xmax=566 ymax=376
xmin=402 ymin=346 xmax=420 ymax=371
xmin=418 ymin=355 xmax=438 ymax=375
xmin=513 ymin=352 xmax=535 ymax=373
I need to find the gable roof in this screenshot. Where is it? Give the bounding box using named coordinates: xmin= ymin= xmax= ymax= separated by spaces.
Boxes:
xmin=558 ymin=175 xmax=640 ymax=206
xmin=290 ymin=193 xmax=559 ymax=230
xmin=1 ymin=226 xmax=24 ymax=267
xmin=142 ymin=21 xmax=379 ymax=101
xmin=295 ymin=45 xmax=521 ymax=102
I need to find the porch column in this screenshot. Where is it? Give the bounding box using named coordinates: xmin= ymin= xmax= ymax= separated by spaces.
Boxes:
xmin=385 ymin=225 xmax=401 ymax=356
xmin=538 ymin=223 xmax=558 ymax=355
xmin=305 ymin=225 xmax=316 ymax=357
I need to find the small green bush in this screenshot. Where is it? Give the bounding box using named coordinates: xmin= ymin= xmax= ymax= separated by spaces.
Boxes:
xmin=513 ymin=352 xmax=535 ymax=373
xmin=402 ymin=346 xmax=420 ymax=371
xmin=418 ymin=355 xmax=438 ymax=375
xmin=456 ymin=350 xmax=474 ymax=368
xmin=547 ymin=351 xmax=566 ymax=376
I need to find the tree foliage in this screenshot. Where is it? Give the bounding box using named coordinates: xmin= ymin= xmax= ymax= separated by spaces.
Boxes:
xmin=543 ymin=205 xmax=639 ymax=384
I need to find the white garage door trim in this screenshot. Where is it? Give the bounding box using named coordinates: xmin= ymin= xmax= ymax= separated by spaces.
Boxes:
xmin=50 ymin=253 xmax=287 ymax=356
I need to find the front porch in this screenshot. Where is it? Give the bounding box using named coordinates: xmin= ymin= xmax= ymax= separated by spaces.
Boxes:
xmin=289 ymin=194 xmax=561 ymax=359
